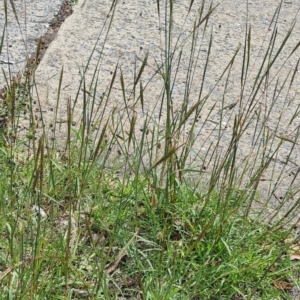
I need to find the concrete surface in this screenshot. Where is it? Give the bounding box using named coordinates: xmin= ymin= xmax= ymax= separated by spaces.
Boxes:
xmin=16 ymin=0 xmax=300 ymax=220
xmin=0 ymin=0 xmax=63 ymax=88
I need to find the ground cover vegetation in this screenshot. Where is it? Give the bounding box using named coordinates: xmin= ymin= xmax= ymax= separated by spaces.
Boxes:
xmin=0 ymin=0 xmax=300 ymax=299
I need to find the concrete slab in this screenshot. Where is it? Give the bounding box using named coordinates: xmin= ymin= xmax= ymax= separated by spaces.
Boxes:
xmin=0 ymin=0 xmax=65 ymax=88
xmin=29 ymin=0 xmax=300 ymax=212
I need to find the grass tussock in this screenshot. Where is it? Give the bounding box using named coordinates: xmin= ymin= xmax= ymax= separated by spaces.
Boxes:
xmin=0 ymin=0 xmax=300 ymax=299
